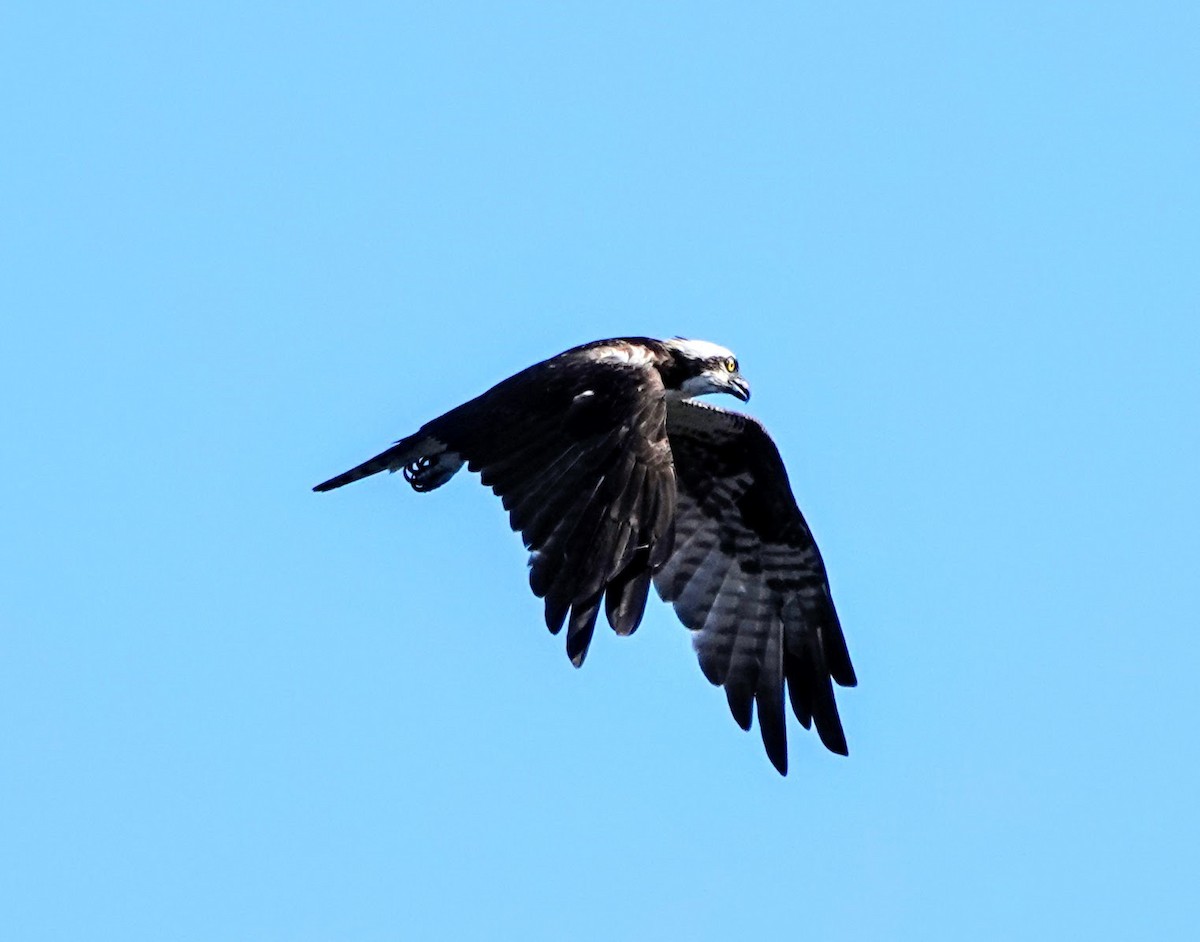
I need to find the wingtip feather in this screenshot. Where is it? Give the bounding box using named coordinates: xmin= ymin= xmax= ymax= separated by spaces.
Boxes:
xmin=725 ymin=686 xmax=754 ymax=731
xmin=767 ymin=745 xmax=788 ymax=776
xmin=565 ymin=593 xmax=602 ymax=666
xmin=604 ymin=560 xmax=652 ymax=636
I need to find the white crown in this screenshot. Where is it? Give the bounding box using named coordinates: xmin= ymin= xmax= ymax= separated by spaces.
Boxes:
xmin=663 ymin=337 xmax=735 ymax=361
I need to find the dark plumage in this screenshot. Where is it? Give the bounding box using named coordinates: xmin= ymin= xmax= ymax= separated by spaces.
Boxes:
xmin=314 ymin=337 xmax=856 ymax=774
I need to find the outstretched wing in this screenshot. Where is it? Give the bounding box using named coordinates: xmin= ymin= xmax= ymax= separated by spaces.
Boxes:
xmin=655 ymin=400 xmax=856 ymax=774
xmin=423 ymin=345 xmax=677 ymax=666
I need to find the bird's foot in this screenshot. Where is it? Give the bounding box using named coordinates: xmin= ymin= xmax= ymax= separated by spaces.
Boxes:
xmin=402 ymin=453 xmax=463 ymax=492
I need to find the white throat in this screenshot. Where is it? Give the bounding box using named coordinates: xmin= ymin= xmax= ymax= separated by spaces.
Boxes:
xmin=666 ymin=374 xmax=725 ymax=400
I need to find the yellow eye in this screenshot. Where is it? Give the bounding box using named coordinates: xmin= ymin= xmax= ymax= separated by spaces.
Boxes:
xmin=724 ymin=357 xmax=738 ymax=373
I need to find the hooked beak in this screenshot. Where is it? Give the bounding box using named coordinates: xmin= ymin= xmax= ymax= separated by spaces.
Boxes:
xmin=729 ymin=376 xmax=751 ymax=402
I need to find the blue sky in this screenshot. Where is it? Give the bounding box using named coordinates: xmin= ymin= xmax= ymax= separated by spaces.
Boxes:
xmin=3 ymin=2 xmax=1198 ymax=939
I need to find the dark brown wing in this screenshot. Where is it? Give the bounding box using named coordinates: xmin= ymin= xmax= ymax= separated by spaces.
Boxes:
xmin=426 ymin=346 xmax=677 ymax=666
xmin=654 ymin=400 xmax=855 ymax=774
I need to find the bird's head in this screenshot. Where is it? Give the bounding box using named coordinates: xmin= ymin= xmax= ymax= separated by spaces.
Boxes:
xmin=662 ymin=338 xmax=751 ymax=402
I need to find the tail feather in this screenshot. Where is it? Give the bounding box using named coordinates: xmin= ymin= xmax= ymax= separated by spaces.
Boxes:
xmin=313 ymin=435 xmax=432 ymax=492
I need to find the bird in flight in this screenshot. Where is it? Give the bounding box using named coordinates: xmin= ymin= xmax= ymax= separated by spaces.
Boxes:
xmin=314 ymin=337 xmax=856 ymax=774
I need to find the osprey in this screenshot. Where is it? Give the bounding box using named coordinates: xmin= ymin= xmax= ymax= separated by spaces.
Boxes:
xmin=314 ymin=337 xmax=856 ymax=774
